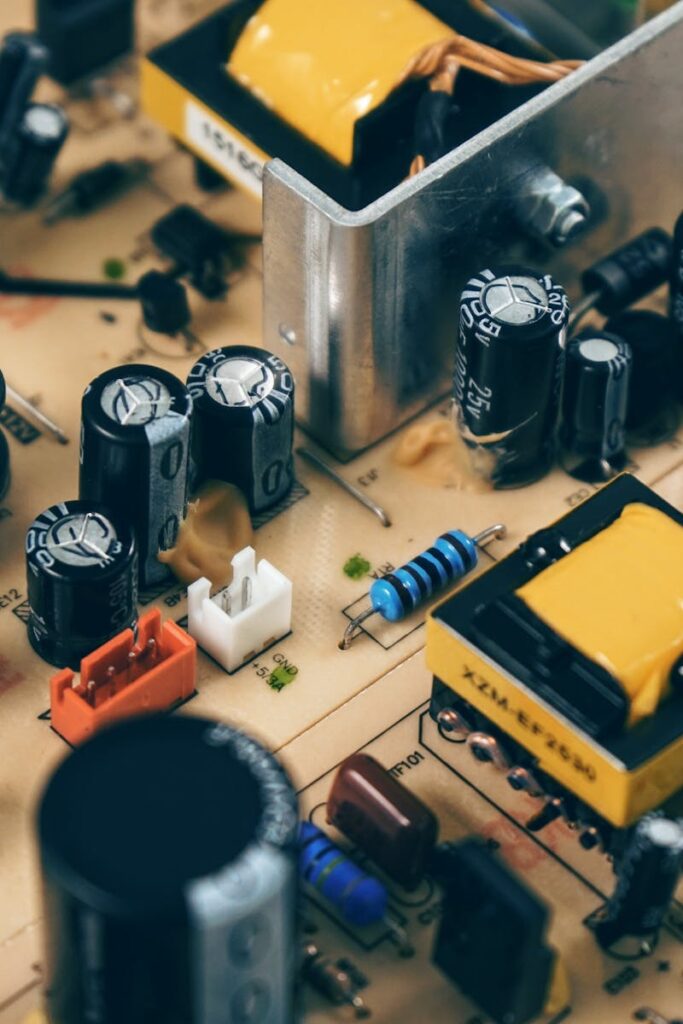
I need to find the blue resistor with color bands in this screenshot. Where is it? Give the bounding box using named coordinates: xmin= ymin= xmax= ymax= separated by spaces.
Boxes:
xmin=340 ymin=523 xmax=505 ymax=649
xmin=370 ymin=530 xmax=478 ymax=622
xmin=299 ymin=821 xmax=388 ymax=927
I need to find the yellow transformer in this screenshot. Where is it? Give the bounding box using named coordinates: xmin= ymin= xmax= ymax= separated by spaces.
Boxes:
xmin=426 ymin=474 xmax=683 ymax=846
xmin=140 ymin=0 xmax=557 ymax=209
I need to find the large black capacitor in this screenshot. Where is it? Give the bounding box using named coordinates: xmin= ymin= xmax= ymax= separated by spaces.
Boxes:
xmin=25 ymin=499 xmax=137 ymax=668
xmin=560 ymin=329 xmax=631 ymax=483
xmin=455 ymin=266 xmax=569 ymax=487
xmin=80 ymin=365 xmax=192 ymax=588
xmin=38 ymin=715 xmax=299 ymax=1024
xmin=604 ymin=310 xmax=680 ymax=443
xmin=595 ymin=813 xmax=683 ymax=955
xmin=186 ymin=345 xmax=294 ymax=513
xmin=2 ymin=101 xmax=68 ymax=204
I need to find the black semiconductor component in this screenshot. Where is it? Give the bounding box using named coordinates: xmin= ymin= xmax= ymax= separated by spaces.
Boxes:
xmin=431 ymin=838 xmax=557 ymax=1024
xmin=36 ymin=0 xmax=135 ymax=85
xmin=25 ymin=499 xmax=137 ymax=668
xmin=580 ymin=227 xmax=672 ymax=316
xmin=38 ymin=715 xmax=299 ymax=1024
xmin=151 ymin=204 xmax=246 ymax=298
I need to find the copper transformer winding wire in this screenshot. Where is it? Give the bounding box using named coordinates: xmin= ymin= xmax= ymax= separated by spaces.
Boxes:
xmin=401 ymin=35 xmax=583 ymax=174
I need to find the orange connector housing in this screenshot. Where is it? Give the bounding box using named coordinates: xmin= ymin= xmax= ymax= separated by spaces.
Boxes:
xmin=50 ymin=609 xmax=196 ymax=745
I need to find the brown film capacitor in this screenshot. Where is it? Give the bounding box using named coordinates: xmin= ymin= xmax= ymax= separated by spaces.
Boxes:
xmin=327 ymin=752 xmax=438 ymax=889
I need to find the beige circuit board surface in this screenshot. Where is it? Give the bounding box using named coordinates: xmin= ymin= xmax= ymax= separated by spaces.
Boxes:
xmin=1 ymin=1 xmax=682 ymax=1021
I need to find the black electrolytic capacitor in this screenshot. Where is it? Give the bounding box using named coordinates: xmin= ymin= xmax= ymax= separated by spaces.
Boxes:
xmin=581 ymin=228 xmax=672 ymax=316
xmin=80 ymin=365 xmax=192 ymax=589
xmin=38 ymin=715 xmax=299 ymax=1024
xmin=186 ymin=345 xmax=294 ymax=513
xmin=36 ymin=0 xmax=135 ymax=85
xmin=560 ymin=329 xmax=631 ymax=483
xmin=455 ymin=266 xmax=569 ymax=488
xmin=0 ymin=31 xmax=48 ymax=153
xmin=604 ymin=310 xmax=680 ymax=442
xmin=595 ymin=814 xmax=683 ymax=954
xmin=25 ymin=500 xmax=137 ymax=668
xmin=2 ymin=101 xmax=69 ymax=204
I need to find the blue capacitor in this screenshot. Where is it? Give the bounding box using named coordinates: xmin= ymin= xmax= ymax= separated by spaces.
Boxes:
xmin=299 ymin=821 xmax=388 ymax=928
xmin=341 ymin=523 xmax=505 ymax=649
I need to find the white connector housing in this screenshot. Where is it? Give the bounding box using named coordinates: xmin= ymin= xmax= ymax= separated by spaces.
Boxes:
xmin=187 ymin=546 xmax=292 ymax=673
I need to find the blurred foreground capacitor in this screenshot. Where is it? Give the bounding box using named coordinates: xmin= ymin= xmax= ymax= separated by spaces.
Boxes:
xmin=327 ymin=753 xmax=438 ymax=889
xmin=560 ymin=329 xmax=631 ymax=482
xmin=454 ymin=266 xmax=569 ymax=487
xmin=187 ymin=345 xmax=294 ymax=513
xmin=594 ymin=814 xmax=683 ymax=955
xmin=80 ymin=365 xmax=192 ymax=588
xmin=2 ymin=101 xmax=69 ymax=204
xmin=38 ymin=715 xmax=299 ymax=1024
xmin=25 ymin=500 xmax=137 ymax=668
xmin=604 ymin=310 xmax=680 ymax=443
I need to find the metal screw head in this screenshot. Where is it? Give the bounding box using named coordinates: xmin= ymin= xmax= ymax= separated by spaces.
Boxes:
xmin=515 ymin=166 xmax=590 ymax=247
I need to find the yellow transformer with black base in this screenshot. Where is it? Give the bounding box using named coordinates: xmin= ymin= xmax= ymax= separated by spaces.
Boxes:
xmin=427 ymin=474 xmax=683 ymax=852
xmin=141 ymin=0 xmax=559 ymax=209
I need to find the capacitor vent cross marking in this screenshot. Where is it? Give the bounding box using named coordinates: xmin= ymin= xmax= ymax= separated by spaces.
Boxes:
xmin=47 ymin=511 xmax=118 ymax=567
xmin=100 ymin=377 xmax=173 ymax=426
xmin=206 ymin=357 xmax=275 ymax=412
xmin=481 ymin=275 xmax=550 ymax=325
xmin=25 ymin=500 xmax=137 ymax=669
xmin=187 ymin=346 xmax=295 ymax=513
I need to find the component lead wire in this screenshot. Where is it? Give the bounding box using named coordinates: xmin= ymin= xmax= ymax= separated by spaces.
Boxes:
xmin=297 ymin=447 xmax=391 ymax=527
xmin=6 ymin=383 xmax=69 ymax=444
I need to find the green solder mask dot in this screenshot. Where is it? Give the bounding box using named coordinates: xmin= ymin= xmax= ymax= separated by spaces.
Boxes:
xmin=343 ymin=554 xmax=371 ymax=580
xmin=103 ymin=258 xmax=126 ymax=281
xmin=268 ymin=664 xmax=297 ymax=691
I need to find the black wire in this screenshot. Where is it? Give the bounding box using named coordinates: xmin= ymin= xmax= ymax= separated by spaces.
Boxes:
xmin=413 ymin=89 xmax=458 ymax=168
xmin=0 ymin=270 xmax=139 ymax=300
